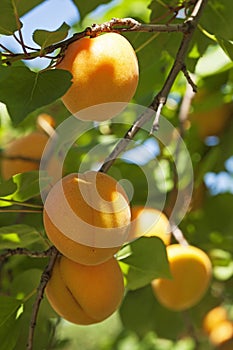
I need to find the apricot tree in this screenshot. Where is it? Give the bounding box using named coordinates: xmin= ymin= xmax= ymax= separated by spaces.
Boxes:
xmin=0 ymin=1 xmax=232 ymax=350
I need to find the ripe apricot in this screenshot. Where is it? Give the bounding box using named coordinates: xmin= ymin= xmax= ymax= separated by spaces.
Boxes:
xmin=203 ymin=306 xmax=228 ymax=335
xmin=45 ymin=256 xmax=124 ymax=325
xmin=188 ymin=90 xmax=233 ymax=139
xmin=57 ymin=32 xmax=139 ymax=121
xmin=1 ymin=131 xmax=49 ymax=180
xmin=152 ymin=244 xmax=212 ymax=311
xmin=209 ymin=320 xmax=233 ymax=347
xmin=128 ymin=206 xmax=171 ymax=245
xmin=43 ymin=171 xmax=131 ymax=265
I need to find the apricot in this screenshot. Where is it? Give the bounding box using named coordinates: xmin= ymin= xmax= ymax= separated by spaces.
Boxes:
xmin=188 ymin=90 xmax=233 ymax=139
xmin=57 ymin=32 xmax=139 ymax=121
xmin=43 ymin=171 xmax=131 ymax=265
xmin=45 ymin=255 xmax=124 ymax=325
xmin=128 ymin=206 xmax=171 ymax=245
xmin=152 ymin=244 xmax=212 ymax=311
xmin=209 ymin=320 xmax=233 ymax=347
xmin=203 ymin=306 xmax=228 ymax=335
xmin=1 ymin=131 xmax=49 ymax=180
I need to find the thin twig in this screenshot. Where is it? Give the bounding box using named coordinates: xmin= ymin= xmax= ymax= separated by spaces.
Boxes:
xmin=0 ymin=209 xmax=42 ymax=213
xmin=1 ymin=17 xmax=194 ymax=65
xmin=99 ymin=0 xmax=207 ymax=173
xmin=27 ymin=248 xmax=59 ymax=350
xmin=171 ymin=224 xmax=189 ymax=246
xmin=0 ymin=246 xmax=55 ymax=262
xmin=181 ymin=65 xmax=198 ymax=92
xmin=150 ymin=101 xmax=165 ymax=133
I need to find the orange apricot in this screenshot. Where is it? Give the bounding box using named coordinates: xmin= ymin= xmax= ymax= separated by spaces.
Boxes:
xmin=43 ymin=171 xmax=131 ymax=265
xmin=57 ymin=32 xmax=139 ymax=121
xmin=188 ymin=90 xmax=233 ymax=139
xmin=45 ymin=255 xmax=124 ymax=325
xmin=128 ymin=205 xmax=171 ymax=245
xmin=152 ymin=244 xmax=212 ymax=311
xmin=209 ymin=320 xmax=233 ymax=347
xmin=203 ymin=306 xmax=228 ymax=335
xmin=1 ymin=132 xmax=49 ymax=180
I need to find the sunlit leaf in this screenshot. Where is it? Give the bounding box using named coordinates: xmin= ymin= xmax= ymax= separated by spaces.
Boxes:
xmin=0 ymin=66 xmax=72 ymax=125
xmin=216 ymin=36 xmax=233 ymax=61
xmin=0 ymin=177 xmax=17 ymax=197
xmin=118 ymin=237 xmax=170 ymax=290
xmin=33 ymin=22 xmax=70 ymax=50
xmin=0 ymin=224 xmax=43 ymax=249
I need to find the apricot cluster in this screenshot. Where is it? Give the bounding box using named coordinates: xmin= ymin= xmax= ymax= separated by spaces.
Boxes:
xmin=203 ymin=306 xmax=233 ymax=349
xmin=44 ymin=170 xmax=131 ymax=325
xmin=43 ymin=32 xmax=140 ymax=325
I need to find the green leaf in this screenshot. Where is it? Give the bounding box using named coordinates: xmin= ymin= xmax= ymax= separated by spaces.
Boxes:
xmin=200 ymin=0 xmax=233 ymax=41
xmin=72 ymin=0 xmax=112 ymax=20
xmin=14 ymin=0 xmax=46 ymax=17
xmin=0 ymin=178 xmax=17 ymax=197
xmin=0 ymin=170 xmax=50 ymax=205
xmin=0 ymin=0 xmax=21 ymax=35
xmin=0 ymin=66 xmax=72 ymax=125
xmin=0 ymin=224 xmax=43 ymax=249
xmin=0 ymin=312 xmax=22 ymax=350
xmin=118 ymin=237 xmax=170 ymax=290
xmin=9 ymin=171 xmax=47 ymax=202
xmin=33 ymin=22 xmax=70 ymax=50
xmin=216 ymin=36 xmax=233 ymax=61
xmin=119 ymin=285 xmax=184 ymax=339
xmin=0 ymin=296 xmax=21 ymax=327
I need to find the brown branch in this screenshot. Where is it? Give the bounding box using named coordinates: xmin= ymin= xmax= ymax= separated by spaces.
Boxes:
xmin=0 ymin=246 xmax=55 ymax=263
xmin=1 ymin=17 xmax=193 ymax=65
xmin=99 ymin=0 xmax=208 ymax=173
xmin=27 ymin=247 xmax=59 ymax=350
xmin=181 ymin=65 xmax=198 ymax=92
xmin=0 ymin=209 xmax=42 ymax=213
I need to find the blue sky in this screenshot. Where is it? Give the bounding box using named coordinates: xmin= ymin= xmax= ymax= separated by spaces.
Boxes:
xmin=1 ymin=0 xmax=80 ymax=68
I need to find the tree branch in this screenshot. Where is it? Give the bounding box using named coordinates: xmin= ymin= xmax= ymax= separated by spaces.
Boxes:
xmin=27 ymin=247 xmax=59 ymax=350
xmin=1 ymin=17 xmax=194 ymax=65
xmin=0 ymin=246 xmax=55 ymax=263
xmin=99 ymin=0 xmax=207 ymax=173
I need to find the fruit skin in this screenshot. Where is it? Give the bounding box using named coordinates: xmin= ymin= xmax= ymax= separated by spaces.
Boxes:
xmin=203 ymin=306 xmax=233 ymax=349
xmin=1 ymin=132 xmax=49 ymax=180
xmin=203 ymin=306 xmax=228 ymax=335
xmin=151 ymin=244 xmax=212 ymax=311
xmin=209 ymin=320 xmax=233 ymax=348
xmin=188 ymin=90 xmax=233 ymax=139
xmin=128 ymin=206 xmax=171 ymax=245
xmin=57 ymin=32 xmax=139 ymax=121
xmin=45 ymin=255 xmax=124 ymax=325
xmin=43 ymin=171 xmax=131 ymax=265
